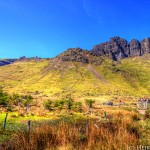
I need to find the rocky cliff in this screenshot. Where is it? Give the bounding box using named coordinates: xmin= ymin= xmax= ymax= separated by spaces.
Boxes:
xmin=1 ymin=37 xmax=150 ymax=67
xmin=91 ymin=37 xmax=150 ymax=60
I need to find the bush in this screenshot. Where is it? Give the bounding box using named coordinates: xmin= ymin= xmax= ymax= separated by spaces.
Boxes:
xmin=72 ymin=102 xmax=83 ymax=112
xmin=6 ymin=105 xmax=13 ymax=112
xmin=64 ymin=99 xmax=74 ymax=111
xmin=0 ymin=88 xmax=10 ymax=106
xmin=54 ymin=99 xmax=65 ymax=110
xmin=44 ymin=100 xmax=54 ymax=111
xmin=10 ymin=93 xmax=21 ymax=106
xmin=85 ymin=99 xmax=95 ymax=109
xmin=22 ymin=95 xmax=33 ymax=107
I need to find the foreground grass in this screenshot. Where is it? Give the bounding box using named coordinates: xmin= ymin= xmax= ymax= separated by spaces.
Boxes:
xmin=0 ymin=102 xmax=149 ymax=150
xmin=0 ymin=109 xmax=142 ymax=150
xmin=0 ymin=112 xmax=54 ymax=144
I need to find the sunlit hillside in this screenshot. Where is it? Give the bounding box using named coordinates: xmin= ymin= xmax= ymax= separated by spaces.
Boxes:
xmin=0 ymin=54 xmax=150 ymax=98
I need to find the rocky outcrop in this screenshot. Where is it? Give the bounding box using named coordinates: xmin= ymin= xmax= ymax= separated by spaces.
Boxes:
xmin=91 ymin=37 xmax=150 ymax=60
xmin=129 ymin=39 xmax=141 ymax=56
xmin=57 ymin=48 xmax=104 ymax=64
xmin=57 ymin=48 xmax=90 ymax=63
xmin=0 ymin=59 xmax=16 ymax=66
xmin=141 ymin=38 xmax=150 ymax=54
xmin=57 ymin=37 xmax=150 ymax=63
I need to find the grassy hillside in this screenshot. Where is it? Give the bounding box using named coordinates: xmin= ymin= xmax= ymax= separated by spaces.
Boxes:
xmin=0 ymin=54 xmax=150 ymax=98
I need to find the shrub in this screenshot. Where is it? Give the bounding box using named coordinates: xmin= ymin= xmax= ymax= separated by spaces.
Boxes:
xmin=6 ymin=105 xmax=13 ymax=112
xmin=10 ymin=93 xmax=21 ymax=106
xmin=44 ymin=100 xmax=54 ymax=111
xmin=72 ymin=102 xmax=83 ymax=112
xmin=64 ymin=98 xmax=74 ymax=114
xmin=65 ymin=99 xmax=74 ymax=109
xmin=54 ymin=99 xmax=65 ymax=110
xmin=22 ymin=95 xmax=33 ymax=107
xmin=0 ymin=88 xmax=10 ymax=106
xmin=85 ymin=99 xmax=95 ymax=109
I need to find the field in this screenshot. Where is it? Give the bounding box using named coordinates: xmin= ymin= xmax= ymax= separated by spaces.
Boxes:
xmin=0 ymin=99 xmax=150 ymax=149
xmin=0 ymin=55 xmax=150 ymax=149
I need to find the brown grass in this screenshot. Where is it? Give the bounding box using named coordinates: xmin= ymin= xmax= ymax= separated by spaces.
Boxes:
xmin=2 ymin=111 xmax=140 ymax=150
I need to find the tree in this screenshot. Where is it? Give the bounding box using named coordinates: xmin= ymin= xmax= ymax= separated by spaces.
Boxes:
xmin=85 ymin=99 xmax=95 ymax=115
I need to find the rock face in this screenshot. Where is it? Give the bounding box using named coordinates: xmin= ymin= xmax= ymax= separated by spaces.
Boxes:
xmin=141 ymin=38 xmax=150 ymax=54
xmin=129 ymin=39 xmax=141 ymax=56
xmin=91 ymin=37 xmax=150 ymax=60
xmin=58 ymin=37 xmax=150 ymax=63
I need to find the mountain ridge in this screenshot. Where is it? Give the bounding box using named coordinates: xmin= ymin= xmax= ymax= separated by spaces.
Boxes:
xmin=0 ymin=36 xmax=150 ymax=67
xmin=56 ymin=36 xmax=150 ymax=62
xmin=91 ymin=36 xmax=150 ymax=60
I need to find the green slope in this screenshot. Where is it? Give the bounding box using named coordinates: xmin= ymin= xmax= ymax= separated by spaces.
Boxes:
xmin=0 ymin=55 xmax=150 ymax=98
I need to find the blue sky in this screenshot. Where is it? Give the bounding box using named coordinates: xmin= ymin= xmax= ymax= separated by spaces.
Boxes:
xmin=0 ymin=0 xmax=150 ymax=58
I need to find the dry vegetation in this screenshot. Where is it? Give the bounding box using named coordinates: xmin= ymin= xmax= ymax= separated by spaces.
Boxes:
xmin=0 ymin=109 xmax=142 ymax=150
